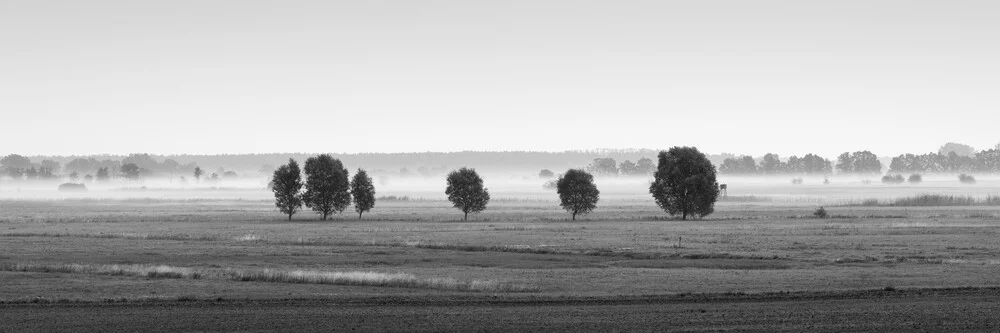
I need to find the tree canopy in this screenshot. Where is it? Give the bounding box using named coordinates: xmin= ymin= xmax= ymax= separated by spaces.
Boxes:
xmin=556 ymin=169 xmax=600 ymax=221
xmin=445 ymin=167 xmax=490 ymax=221
xmin=302 ymin=154 xmax=352 ymax=221
xmin=270 ymin=158 xmax=304 ymax=221
xmin=649 ymin=147 xmax=720 ymax=220
xmin=350 ymin=168 xmax=376 ymax=219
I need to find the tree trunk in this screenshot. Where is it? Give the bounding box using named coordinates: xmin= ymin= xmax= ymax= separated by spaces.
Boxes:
xmin=464 ymin=210 xmax=468 ymax=221
xmin=322 ymin=212 xmax=328 ymax=221
xmin=288 ymin=213 xmax=292 ymax=221
xmin=682 ymin=211 xmax=687 ymax=220
xmin=358 ymin=211 xmax=363 ymax=219
xmin=572 ymin=211 xmax=577 ymax=221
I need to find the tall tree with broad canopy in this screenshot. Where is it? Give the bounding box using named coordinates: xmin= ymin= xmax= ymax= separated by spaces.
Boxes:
xmin=445 ymin=167 xmax=490 ymax=221
xmin=270 ymin=158 xmax=303 ymax=221
xmin=350 ymin=168 xmax=376 ymax=219
xmin=302 ymin=154 xmax=351 ymax=221
xmin=557 ymin=169 xmax=600 ymax=221
xmin=649 ymin=147 xmax=720 ymax=220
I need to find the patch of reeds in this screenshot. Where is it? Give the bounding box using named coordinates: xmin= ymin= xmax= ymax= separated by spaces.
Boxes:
xmin=0 ymin=262 xmax=202 ymax=279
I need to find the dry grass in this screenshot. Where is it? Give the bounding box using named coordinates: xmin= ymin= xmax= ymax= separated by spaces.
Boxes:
xmin=0 ymin=262 xmax=202 ymax=279
xmin=225 ymin=269 xmax=536 ymax=292
xmin=0 ymin=262 xmax=535 ymax=292
xmin=849 ymin=194 xmax=1000 ymax=207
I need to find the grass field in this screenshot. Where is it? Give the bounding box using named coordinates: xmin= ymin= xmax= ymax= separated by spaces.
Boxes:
xmin=2 ymin=194 xmax=999 ymax=331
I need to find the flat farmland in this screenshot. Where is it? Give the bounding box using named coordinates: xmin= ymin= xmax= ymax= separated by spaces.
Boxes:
xmin=2 ymin=197 xmax=999 ymax=331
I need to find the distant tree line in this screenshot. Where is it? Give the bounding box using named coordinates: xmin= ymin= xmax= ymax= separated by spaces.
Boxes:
xmin=719 ymin=153 xmax=833 ymax=175
xmin=582 ymin=157 xmax=656 ymax=177
xmin=270 ymin=155 xmax=376 ymax=221
xmin=0 ymin=153 xmax=212 ymax=184
xmin=270 ymin=147 xmax=722 ymax=222
xmin=888 ymin=149 xmax=1000 ymax=174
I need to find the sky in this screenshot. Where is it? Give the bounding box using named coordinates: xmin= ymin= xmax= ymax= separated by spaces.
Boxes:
xmin=2 ymin=0 xmax=998 ymax=158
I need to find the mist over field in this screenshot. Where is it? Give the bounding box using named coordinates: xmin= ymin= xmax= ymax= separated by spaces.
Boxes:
xmin=4 ymin=1 xmax=1000 ymax=330
xmin=3 ymin=148 xmax=999 ymax=203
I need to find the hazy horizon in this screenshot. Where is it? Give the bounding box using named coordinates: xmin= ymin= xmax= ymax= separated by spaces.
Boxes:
xmin=3 ymin=1 xmax=999 ymax=157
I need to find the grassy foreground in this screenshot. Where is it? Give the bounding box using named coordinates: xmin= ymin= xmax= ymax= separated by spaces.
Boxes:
xmin=1 ymin=198 xmax=999 ymax=330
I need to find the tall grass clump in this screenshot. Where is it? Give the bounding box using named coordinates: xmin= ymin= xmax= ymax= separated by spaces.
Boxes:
xmin=0 ymin=262 xmax=201 ymax=279
xmin=892 ymin=194 xmax=1000 ymax=206
xmin=813 ymin=207 xmax=829 ymax=219
xmin=881 ymin=174 xmax=904 ymax=184
xmin=225 ymin=269 xmax=536 ymax=292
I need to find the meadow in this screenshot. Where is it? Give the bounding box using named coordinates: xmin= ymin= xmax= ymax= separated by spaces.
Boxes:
xmin=1 ymin=182 xmax=999 ymax=331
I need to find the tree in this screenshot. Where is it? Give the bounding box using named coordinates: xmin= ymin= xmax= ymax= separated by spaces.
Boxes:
xmin=194 ymin=167 xmax=204 ymax=182
xmin=648 ymin=147 xmax=720 ymax=220
xmin=350 ymin=168 xmax=376 ymax=219
xmin=302 ymin=154 xmax=351 ymax=220
xmin=719 ymin=155 xmax=758 ymax=174
xmin=586 ymin=158 xmax=618 ymax=177
xmin=69 ymin=171 xmax=79 ymax=182
xmin=40 ymin=160 xmax=61 ymax=174
xmin=538 ymin=169 xmax=555 ymax=178
xmin=618 ymin=160 xmax=639 ymax=176
xmin=851 ymin=151 xmax=882 ymax=174
xmin=835 ymin=152 xmax=854 ymax=174
xmin=939 ymin=142 xmax=976 ymax=157
xmin=556 ymin=169 xmax=600 ymax=221
xmin=25 ymin=167 xmax=38 ymax=180
xmin=758 ymin=153 xmax=784 ymax=174
xmin=445 ymin=167 xmax=490 ymax=221
xmin=635 ymin=157 xmax=656 ymax=175
xmin=270 ymin=159 xmax=304 ymax=221
xmin=120 ymin=163 xmax=141 ymax=180
xmin=836 ymin=151 xmax=883 ymax=174
xmin=96 ymin=167 xmax=110 ymax=182
xmin=0 ymin=154 xmax=31 ymax=170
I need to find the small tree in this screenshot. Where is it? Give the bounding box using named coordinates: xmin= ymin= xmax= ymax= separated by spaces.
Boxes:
xmin=538 ymin=169 xmax=555 ymax=178
xmin=649 ymin=147 xmax=720 ymax=220
xmin=194 ymin=167 xmax=204 ymax=182
xmin=618 ymin=160 xmax=638 ymax=176
xmin=270 ymin=159 xmax=304 ymax=221
xmin=586 ymin=158 xmax=619 ymax=176
xmin=120 ymin=163 xmax=141 ymax=180
xmin=350 ymin=168 xmax=376 ymax=219
xmin=445 ymin=167 xmax=490 ymax=221
xmin=96 ymin=167 xmax=110 ymax=182
xmin=302 ymin=154 xmax=351 ymax=220
xmin=557 ymin=169 xmax=600 ymax=221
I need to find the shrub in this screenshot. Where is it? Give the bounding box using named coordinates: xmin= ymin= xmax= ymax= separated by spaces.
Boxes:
xmin=907 ymin=174 xmax=922 ymax=183
xmin=959 ymin=174 xmax=976 ymax=184
xmin=881 ymin=174 xmax=904 ymax=184
xmin=790 ymin=178 xmax=803 ymax=185
xmin=813 ymin=207 xmax=829 ymax=218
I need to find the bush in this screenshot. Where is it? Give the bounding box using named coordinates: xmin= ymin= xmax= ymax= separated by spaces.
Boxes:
xmin=959 ymin=174 xmax=976 ymax=184
xmin=813 ymin=207 xmax=829 ymax=218
xmin=908 ymin=174 xmax=922 ymax=183
xmin=790 ymin=178 xmax=803 ymax=185
xmin=881 ymin=174 xmax=904 ymax=184
xmin=57 ymin=183 xmax=88 ymax=192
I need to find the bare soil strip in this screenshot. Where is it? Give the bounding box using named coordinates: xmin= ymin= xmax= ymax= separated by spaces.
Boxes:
xmin=3 ymin=287 xmax=998 ymax=332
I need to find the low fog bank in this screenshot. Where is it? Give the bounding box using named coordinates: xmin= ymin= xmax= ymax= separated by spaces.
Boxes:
xmin=2 ymin=172 xmax=999 ymax=204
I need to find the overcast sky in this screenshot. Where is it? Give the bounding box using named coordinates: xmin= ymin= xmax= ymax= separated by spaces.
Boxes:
xmin=2 ymin=0 xmax=998 ymax=158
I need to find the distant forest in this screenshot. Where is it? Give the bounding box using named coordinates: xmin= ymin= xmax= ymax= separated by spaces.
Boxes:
xmin=3 ymin=142 xmax=999 ymax=182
